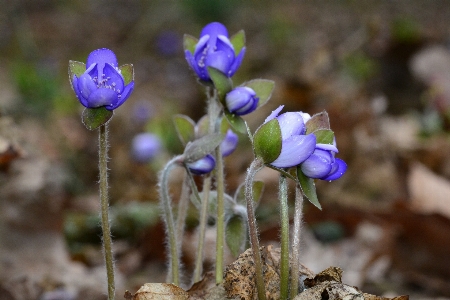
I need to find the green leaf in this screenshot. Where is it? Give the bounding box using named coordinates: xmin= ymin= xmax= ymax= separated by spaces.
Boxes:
xmin=183 ymin=34 xmax=198 ymax=54
xmin=297 ymin=167 xmax=321 ymax=210
xmin=230 ymin=30 xmax=246 ymax=55
xmin=208 ymin=66 xmax=233 ymax=102
xmin=183 ymin=133 xmax=224 ymax=163
xmin=119 ymin=64 xmax=134 ymax=85
xmin=314 ymin=129 xmax=334 ymax=145
xmin=173 ymin=114 xmax=196 ymax=146
xmin=253 ymin=119 xmax=282 ymax=164
xmin=243 ymin=79 xmax=275 ymax=108
xmin=305 ymin=111 xmax=330 ymax=134
xmin=196 ymin=115 xmax=210 ymax=138
xmin=81 ymin=107 xmax=114 ymax=131
xmin=225 ymin=215 xmax=247 ymax=257
xmin=68 ymin=60 xmax=85 ymax=79
xmin=224 ymin=110 xmax=247 ymax=134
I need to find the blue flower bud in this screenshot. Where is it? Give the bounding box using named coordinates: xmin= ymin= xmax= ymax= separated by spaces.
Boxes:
xmin=225 ymin=87 xmax=259 ymax=115
xmin=185 ymin=22 xmax=246 ymax=82
xmin=221 ymin=129 xmax=239 ymax=156
xmin=186 ymin=154 xmax=216 ymax=175
xmin=300 ymin=140 xmax=347 ymax=181
xmin=131 ymin=133 xmax=161 ymax=163
xmin=71 ymin=48 xmax=134 ymax=110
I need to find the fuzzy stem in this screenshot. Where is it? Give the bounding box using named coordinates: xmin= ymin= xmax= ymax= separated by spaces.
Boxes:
xmin=279 ymin=174 xmax=289 ymax=300
xmin=290 ymin=184 xmax=304 ymax=298
xmin=98 ymin=124 xmax=115 ymax=300
xmin=159 ymin=155 xmax=183 ymax=286
xmin=176 ymin=175 xmax=190 ymax=243
xmin=245 ymin=158 xmax=266 ymax=300
xmin=215 ymin=145 xmax=225 ymax=283
xmin=193 ymin=174 xmax=212 ymax=282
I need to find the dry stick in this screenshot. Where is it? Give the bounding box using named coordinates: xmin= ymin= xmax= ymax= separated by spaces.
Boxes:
xmin=290 ymin=184 xmax=304 ymax=298
xmin=245 ymin=158 xmax=266 ymax=300
xmin=279 ymin=174 xmax=289 ymax=300
xmin=98 ymin=124 xmax=115 ymax=300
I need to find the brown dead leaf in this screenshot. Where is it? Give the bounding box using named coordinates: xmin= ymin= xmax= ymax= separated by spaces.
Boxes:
xmin=128 ymin=283 xmax=189 ymax=300
xmin=304 ymin=266 xmax=343 ymax=288
xmin=362 ymin=293 xmax=409 ymax=300
xmin=187 ymin=271 xmax=228 ymax=300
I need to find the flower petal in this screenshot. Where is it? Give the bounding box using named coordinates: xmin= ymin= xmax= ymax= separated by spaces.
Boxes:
xmin=221 ymin=129 xmax=239 ymax=157
xmin=277 ymin=112 xmax=305 ymax=140
xmin=206 ymin=51 xmax=233 ymax=75
xmin=321 ymin=158 xmax=347 ymax=181
xmin=228 ymin=47 xmax=246 ymax=77
xmin=200 ymin=22 xmax=229 ymax=39
xmin=87 ymin=88 xmax=118 ymax=108
xmin=271 ymin=134 xmax=316 ymax=168
xmin=131 ymin=133 xmax=161 ymax=163
xmin=71 ymin=75 xmax=89 ymax=107
xmin=107 ymin=81 xmax=134 ymax=110
xmin=103 ymin=63 xmax=124 ymax=92
xmin=187 ymin=154 xmax=216 ymax=175
xmin=316 ymin=143 xmax=338 ymax=152
xmin=87 ymin=48 xmax=118 ymax=68
xmin=264 ymin=105 xmax=284 ymax=123
xmin=300 ymin=149 xmax=333 ymax=179
xmin=77 ymin=73 xmax=97 ymax=99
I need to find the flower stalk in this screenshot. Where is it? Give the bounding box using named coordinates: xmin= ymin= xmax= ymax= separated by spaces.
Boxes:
xmin=279 ymin=174 xmax=290 ymax=300
xmin=245 ymin=158 xmax=266 ymax=300
xmin=98 ymin=124 xmax=115 ymax=300
xmin=290 ymin=184 xmax=304 ymax=298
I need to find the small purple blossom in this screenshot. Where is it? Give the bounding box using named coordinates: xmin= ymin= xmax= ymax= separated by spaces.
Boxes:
xmin=221 ymin=129 xmax=238 ymax=156
xmin=264 ymin=106 xmax=316 ymax=168
xmin=300 ymin=140 xmax=347 ymax=181
xmin=131 ymin=133 xmax=161 ymax=163
xmin=185 ymin=22 xmax=246 ymax=81
xmin=71 ymin=48 xmax=134 ymax=110
xmin=186 ymin=154 xmax=216 ymax=175
xmin=225 ymin=87 xmax=259 ymax=115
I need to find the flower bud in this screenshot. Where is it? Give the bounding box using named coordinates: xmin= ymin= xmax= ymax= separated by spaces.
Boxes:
xmin=225 ymin=87 xmax=259 ymax=115
xmin=186 ymin=154 xmax=216 ymax=175
xmin=185 ymin=22 xmax=246 ymax=82
xmin=70 ymin=48 xmax=134 ymax=110
xmin=221 ymin=129 xmax=239 ymax=156
xmin=131 ymin=133 xmax=161 ymax=163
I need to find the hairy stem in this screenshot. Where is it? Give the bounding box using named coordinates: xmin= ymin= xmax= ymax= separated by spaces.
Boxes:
xmin=193 ymin=175 xmax=212 ymax=282
xmin=159 ymin=155 xmax=183 ymax=286
xmin=176 ymin=175 xmax=190 ymax=244
xmin=98 ymin=124 xmax=115 ymax=300
xmin=215 ymin=145 xmax=225 ymax=283
xmin=245 ymin=158 xmax=266 ymax=300
xmin=290 ymin=184 xmax=304 ymax=298
xmin=279 ymin=174 xmax=289 ymax=300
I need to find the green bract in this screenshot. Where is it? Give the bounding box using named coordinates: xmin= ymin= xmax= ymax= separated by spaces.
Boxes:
xmin=253 ymin=119 xmax=282 ymax=164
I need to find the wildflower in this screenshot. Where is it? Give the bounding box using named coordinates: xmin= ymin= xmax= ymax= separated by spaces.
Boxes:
xmin=225 ymin=87 xmax=259 ymax=115
xmin=221 ymin=129 xmax=239 ymax=156
xmin=185 ymin=22 xmax=245 ymax=81
xmin=300 ymin=140 xmax=347 ymax=181
xmin=131 ymin=133 xmax=161 ymax=163
xmin=255 ymin=106 xmax=316 ymax=168
xmin=186 ymin=154 xmax=216 ymax=175
xmin=70 ymin=48 xmax=134 ymax=110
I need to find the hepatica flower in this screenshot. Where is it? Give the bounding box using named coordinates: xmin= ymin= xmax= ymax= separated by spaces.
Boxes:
xmin=225 ymin=87 xmax=259 ymax=115
xmin=131 ymin=133 xmax=161 ymax=163
xmin=254 ymin=106 xmax=316 ymax=168
xmin=185 ymin=22 xmax=245 ymax=82
xmin=186 ymin=154 xmax=216 ymax=175
xmin=70 ymin=48 xmax=134 ymax=110
xmin=300 ymin=140 xmax=347 ymax=181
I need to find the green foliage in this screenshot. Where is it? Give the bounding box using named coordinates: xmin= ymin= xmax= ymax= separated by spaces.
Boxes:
xmin=208 ymin=66 xmax=233 ymax=102
xmin=82 ymin=107 xmax=114 ymax=131
xmin=119 ymin=64 xmax=134 ymax=85
xmin=253 ymin=119 xmax=282 ymax=164
xmin=226 ymin=215 xmax=247 ymax=257
xmin=305 ymin=111 xmax=331 ymax=134
xmin=224 ymin=110 xmax=247 ymax=134
xmin=173 ymin=114 xmax=196 ymax=146
xmin=242 ymin=79 xmax=275 ymax=109
xmin=297 ymin=167 xmax=321 ymax=210
xmin=183 ymin=133 xmax=224 ymax=163
xmin=230 ymin=30 xmax=246 ymax=55
xmin=313 ymin=129 xmax=335 ymax=145
xmin=183 ymin=34 xmax=198 ymax=54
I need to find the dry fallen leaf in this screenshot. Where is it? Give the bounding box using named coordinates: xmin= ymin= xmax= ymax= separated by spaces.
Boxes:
xmin=127 ymin=283 xmax=189 ymax=300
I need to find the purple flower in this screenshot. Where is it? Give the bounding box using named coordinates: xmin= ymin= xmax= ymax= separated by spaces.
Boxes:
xmin=131 ymin=133 xmax=161 ymax=163
xmin=225 ymin=87 xmax=259 ymax=115
xmin=221 ymin=129 xmax=238 ymax=156
xmin=185 ymin=22 xmax=246 ymax=81
xmin=300 ymin=140 xmax=347 ymax=181
xmin=186 ymin=154 xmax=216 ymax=175
xmin=264 ymin=106 xmax=316 ymax=168
xmin=71 ymin=48 xmax=134 ymax=110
